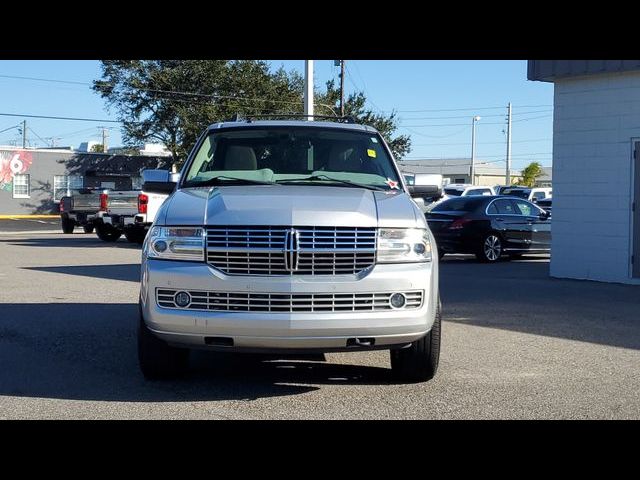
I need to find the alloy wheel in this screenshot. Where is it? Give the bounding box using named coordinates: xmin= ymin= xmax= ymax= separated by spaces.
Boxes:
xmin=483 ymin=235 xmax=502 ymax=261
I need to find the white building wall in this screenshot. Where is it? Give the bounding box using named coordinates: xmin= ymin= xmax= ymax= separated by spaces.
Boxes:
xmin=552 ymin=71 xmax=639 ymax=283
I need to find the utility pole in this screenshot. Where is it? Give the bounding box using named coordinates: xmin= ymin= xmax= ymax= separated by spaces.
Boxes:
xmin=101 ymin=127 xmax=109 ymax=153
xmin=22 ymin=120 xmax=26 ymax=148
xmin=304 ymin=60 xmax=314 ymax=120
xmin=505 ymin=103 xmax=512 ymax=186
xmin=470 ymin=116 xmax=481 ymax=185
xmin=339 ymin=60 xmax=345 ymax=117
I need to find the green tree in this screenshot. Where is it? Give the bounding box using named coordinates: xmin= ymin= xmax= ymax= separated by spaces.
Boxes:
xmin=90 ymin=144 xmax=104 ymax=153
xmin=93 ymin=61 xmax=411 ymax=163
xmin=93 ymin=60 xmax=304 ymax=164
xmin=315 ymin=80 xmax=411 ymax=159
xmin=516 ymin=161 xmax=544 ymax=187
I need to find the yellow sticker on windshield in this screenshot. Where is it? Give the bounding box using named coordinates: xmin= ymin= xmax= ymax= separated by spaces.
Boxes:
xmin=367 ymin=149 xmax=377 ymax=158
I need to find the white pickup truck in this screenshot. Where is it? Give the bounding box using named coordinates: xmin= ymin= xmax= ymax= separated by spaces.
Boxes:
xmin=96 ymin=172 xmax=174 ymax=244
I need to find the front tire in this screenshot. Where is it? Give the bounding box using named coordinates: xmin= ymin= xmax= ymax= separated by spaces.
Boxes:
xmin=61 ymin=214 xmax=75 ymax=234
xmin=95 ymin=223 xmax=122 ymax=242
xmin=476 ymin=233 xmax=503 ymax=262
xmin=138 ymin=315 xmax=189 ymax=380
xmin=390 ymin=298 xmax=441 ymax=382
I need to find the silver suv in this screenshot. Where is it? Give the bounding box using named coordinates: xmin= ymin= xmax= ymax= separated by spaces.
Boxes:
xmin=138 ymin=119 xmax=441 ymax=382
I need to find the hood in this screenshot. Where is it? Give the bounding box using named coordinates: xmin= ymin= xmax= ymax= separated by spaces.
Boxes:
xmin=158 ymin=185 xmax=421 ymax=228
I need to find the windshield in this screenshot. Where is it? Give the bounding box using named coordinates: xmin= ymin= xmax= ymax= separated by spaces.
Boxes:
xmin=182 ymin=127 xmax=400 ymax=190
xmin=502 ymin=188 xmax=530 ymax=199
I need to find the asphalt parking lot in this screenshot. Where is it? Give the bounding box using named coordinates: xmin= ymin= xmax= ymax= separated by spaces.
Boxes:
xmin=1 ymin=230 xmax=639 ymax=419
xmin=0 ymin=217 xmax=60 ymax=233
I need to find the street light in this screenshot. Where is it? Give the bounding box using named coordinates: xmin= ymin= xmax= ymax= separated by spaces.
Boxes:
xmin=470 ymin=116 xmax=481 ymax=185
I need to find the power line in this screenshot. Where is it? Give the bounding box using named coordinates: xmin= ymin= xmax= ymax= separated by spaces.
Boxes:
xmin=52 ymin=126 xmax=103 ymax=138
xmin=403 ymin=152 xmax=552 ymax=160
xmin=398 ymin=109 xmax=551 ymax=121
xmin=0 ymin=73 xmax=310 ymax=108
xmin=27 ymin=127 xmax=49 ymax=147
xmin=346 ymin=62 xmax=387 ymax=115
xmin=0 ymin=123 xmax=20 ymax=135
xmin=401 ymin=125 xmax=471 ymax=138
xmin=0 ymin=112 xmax=120 ymax=123
xmin=0 ymin=72 xmax=554 ymax=120
xmin=410 ymin=138 xmax=551 ymax=146
xmin=400 ymin=112 xmax=552 ymax=128
xmin=393 ymin=104 xmax=552 ymax=113
xmin=512 ymin=114 xmax=553 ymax=123
xmin=0 ymin=74 xmax=89 ymax=85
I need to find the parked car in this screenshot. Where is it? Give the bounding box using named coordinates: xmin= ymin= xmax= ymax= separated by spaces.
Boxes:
xmin=425 ymin=195 xmax=551 ymax=262
xmin=501 ymin=186 xmax=552 ymax=203
xmin=405 ymin=173 xmax=443 ymax=212
xmin=537 ymin=197 xmax=552 ymax=214
xmin=493 ymin=185 xmax=510 ymax=195
xmin=138 ymin=118 xmax=442 ymax=382
xmin=59 ymin=187 xmax=103 ymax=234
xmin=94 ymin=174 xmax=172 ymax=244
xmin=442 ymin=184 xmax=495 ymax=198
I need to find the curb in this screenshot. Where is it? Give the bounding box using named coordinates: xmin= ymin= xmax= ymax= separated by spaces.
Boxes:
xmin=0 ymin=215 xmax=59 ymax=219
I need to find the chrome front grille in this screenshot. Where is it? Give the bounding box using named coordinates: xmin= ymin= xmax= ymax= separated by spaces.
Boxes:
xmin=206 ymin=226 xmax=376 ymax=275
xmin=157 ymin=289 xmax=423 ymax=312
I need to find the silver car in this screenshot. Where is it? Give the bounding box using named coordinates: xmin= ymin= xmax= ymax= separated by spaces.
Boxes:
xmin=138 ymin=119 xmax=441 ymax=382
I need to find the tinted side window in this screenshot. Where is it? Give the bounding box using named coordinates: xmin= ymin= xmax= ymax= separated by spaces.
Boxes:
xmin=494 ymin=199 xmax=517 ymax=215
xmin=513 ymin=200 xmax=540 ymax=216
xmin=487 ymin=202 xmax=499 ymax=214
xmin=432 ymin=198 xmax=477 ymax=212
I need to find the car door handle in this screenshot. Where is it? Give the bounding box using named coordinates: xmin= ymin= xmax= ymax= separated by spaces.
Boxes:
xmin=495 ymin=218 xmax=504 ymax=222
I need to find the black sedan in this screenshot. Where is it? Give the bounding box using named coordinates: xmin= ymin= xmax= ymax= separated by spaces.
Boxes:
xmin=426 ymin=196 xmax=551 ymax=262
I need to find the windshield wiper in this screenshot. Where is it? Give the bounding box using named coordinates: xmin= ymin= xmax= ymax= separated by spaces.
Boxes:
xmin=277 ymin=174 xmax=387 ymax=191
xmin=185 ymin=176 xmax=278 ymax=187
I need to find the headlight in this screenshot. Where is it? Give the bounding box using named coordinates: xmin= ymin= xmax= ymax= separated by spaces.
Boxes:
xmin=377 ymin=228 xmax=432 ymax=263
xmin=144 ymin=226 xmax=204 ymax=261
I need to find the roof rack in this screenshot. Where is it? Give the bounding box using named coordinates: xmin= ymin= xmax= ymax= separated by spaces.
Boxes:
xmin=224 ymin=113 xmax=357 ymax=124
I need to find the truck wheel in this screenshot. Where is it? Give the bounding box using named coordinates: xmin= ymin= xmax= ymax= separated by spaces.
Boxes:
xmin=125 ymin=229 xmax=146 ymax=245
xmin=138 ymin=315 xmax=189 ymax=380
xmin=475 ymin=233 xmax=503 ymax=263
xmin=61 ymin=214 xmax=75 ymax=234
xmin=83 ymin=225 xmax=94 ymax=234
xmin=95 ymin=224 xmax=122 ymax=242
xmin=390 ymin=298 xmax=441 ymax=382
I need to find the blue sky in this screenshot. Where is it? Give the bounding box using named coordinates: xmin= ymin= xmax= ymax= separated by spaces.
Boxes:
xmin=0 ymin=60 xmax=553 ymax=169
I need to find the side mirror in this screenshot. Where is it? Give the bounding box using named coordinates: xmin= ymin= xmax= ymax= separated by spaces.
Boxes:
xmin=408 ymin=173 xmax=443 ymax=198
xmin=540 ymin=211 xmax=550 ymax=220
xmin=142 ymin=169 xmax=176 ymax=194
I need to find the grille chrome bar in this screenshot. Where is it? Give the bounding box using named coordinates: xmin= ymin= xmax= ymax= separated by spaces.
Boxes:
xmin=206 ymin=226 xmax=377 ymax=275
xmin=157 ymin=289 xmax=423 ymax=312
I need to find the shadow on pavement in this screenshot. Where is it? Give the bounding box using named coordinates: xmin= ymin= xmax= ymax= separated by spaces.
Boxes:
xmin=23 ymin=264 xmax=140 ymax=283
xmin=0 ymin=236 xmax=140 ymax=249
xmin=0 ymin=303 xmax=395 ymax=403
xmin=440 ymin=257 xmax=640 ymax=350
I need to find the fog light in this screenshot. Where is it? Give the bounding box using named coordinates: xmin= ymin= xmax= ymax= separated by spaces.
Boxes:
xmin=153 ymin=240 xmax=168 ymax=253
xmin=175 ymin=291 xmax=191 ymax=308
xmin=389 ymin=293 xmax=407 ymax=309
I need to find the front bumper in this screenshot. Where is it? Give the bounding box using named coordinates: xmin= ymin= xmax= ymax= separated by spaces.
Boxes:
xmin=140 ymin=259 xmax=438 ymax=352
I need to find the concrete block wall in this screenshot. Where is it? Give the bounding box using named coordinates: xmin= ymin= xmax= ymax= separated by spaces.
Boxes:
xmin=552 ymin=71 xmax=639 ymax=283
